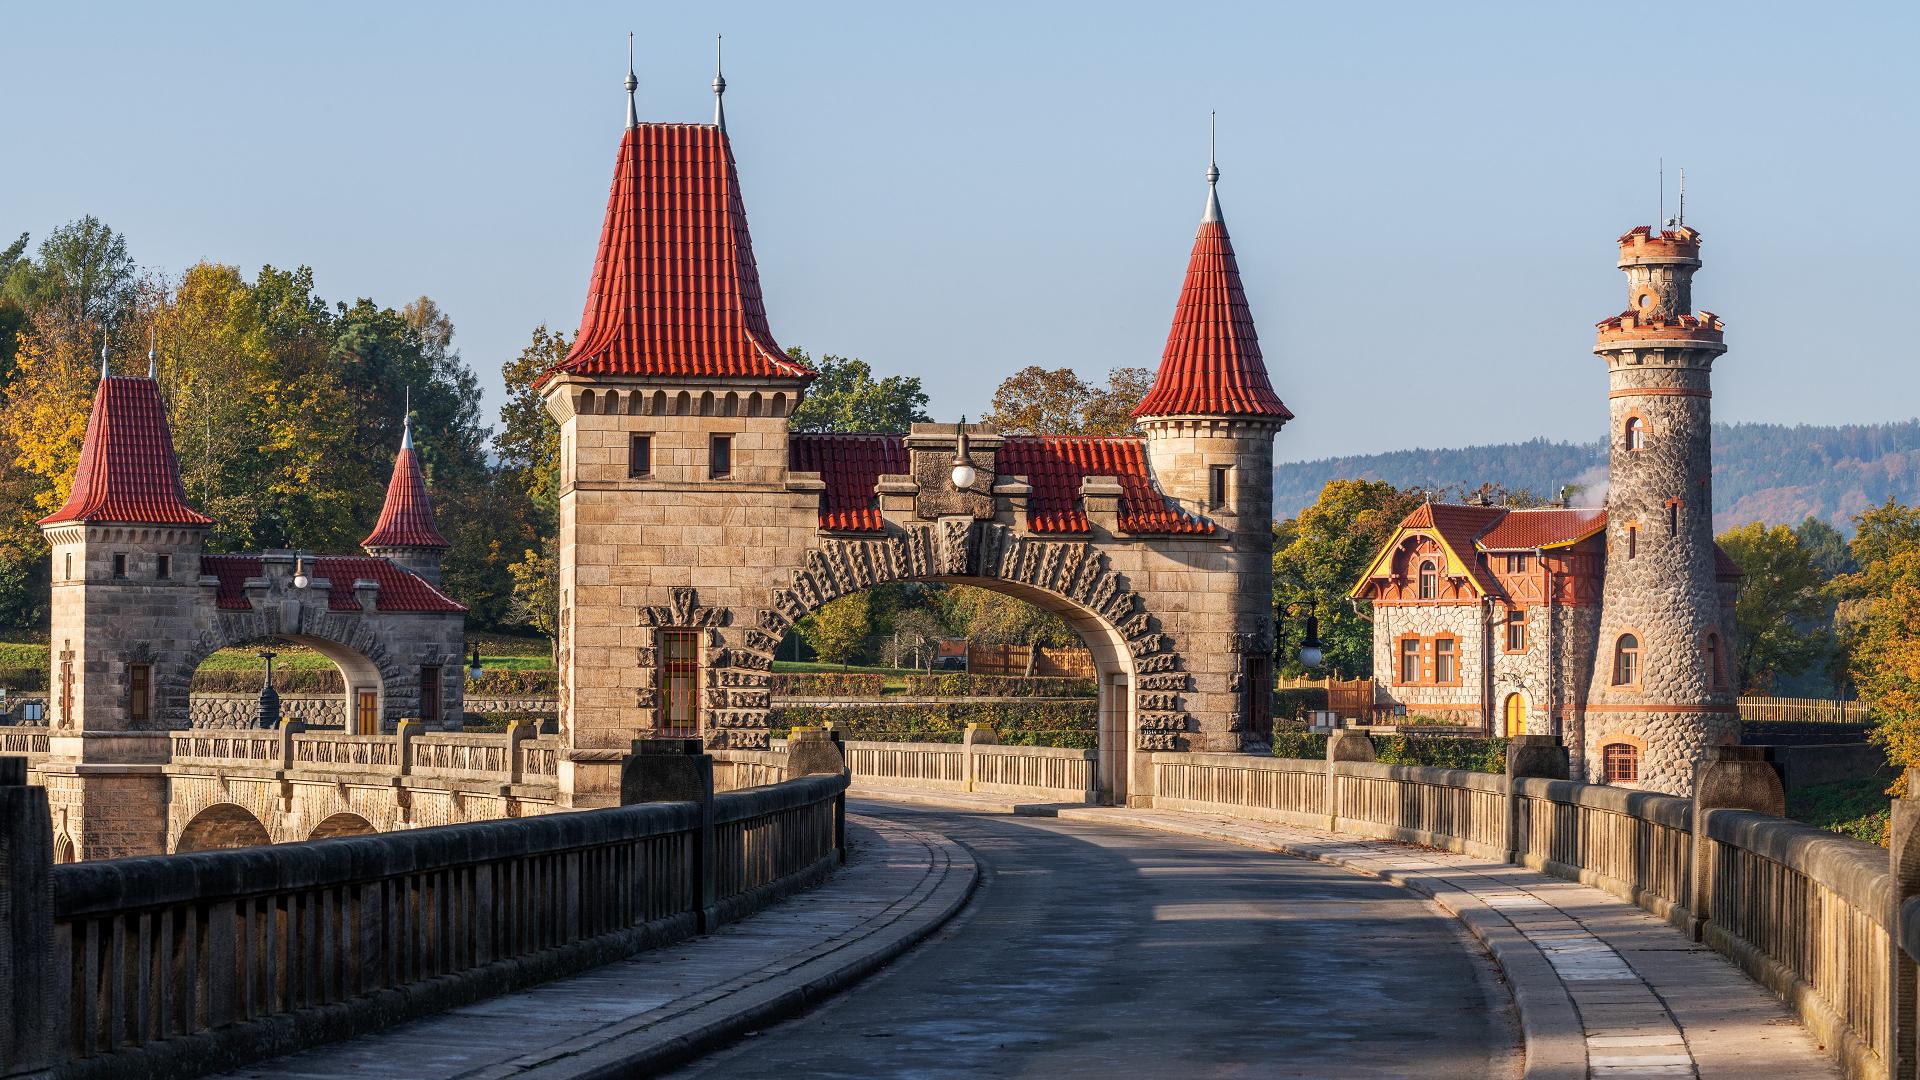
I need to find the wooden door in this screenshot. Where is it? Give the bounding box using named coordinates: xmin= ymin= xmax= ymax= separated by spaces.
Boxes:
xmin=356 ymin=690 xmax=379 ymax=735
xmin=1503 ymin=694 xmax=1527 ymax=737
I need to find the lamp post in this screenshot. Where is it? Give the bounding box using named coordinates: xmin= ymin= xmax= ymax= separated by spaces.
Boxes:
xmin=254 ymin=648 xmax=281 ymax=729
xmin=468 ymin=646 xmax=483 ymax=681
xmin=1277 ymin=601 xmax=1324 ymax=671
xmin=292 ymin=555 xmax=310 ymax=590
xmin=950 ymin=417 xmax=977 ymax=490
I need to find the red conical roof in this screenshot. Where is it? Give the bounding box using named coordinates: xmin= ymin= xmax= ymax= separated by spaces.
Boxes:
xmin=540 ymin=123 xmax=811 ymax=384
xmin=362 ymin=439 xmax=448 ymax=550
xmin=39 ymin=375 xmax=212 ymax=527
xmin=1134 ymin=206 xmax=1291 ymax=420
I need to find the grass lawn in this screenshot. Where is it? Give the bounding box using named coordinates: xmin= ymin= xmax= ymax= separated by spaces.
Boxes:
xmin=0 ymin=635 xmax=556 ymax=674
xmin=1786 ymin=775 xmax=1893 ymax=846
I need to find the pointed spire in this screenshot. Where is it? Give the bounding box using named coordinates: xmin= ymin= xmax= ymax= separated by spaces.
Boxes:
xmin=364 ymin=394 xmax=449 ymax=551
xmin=1203 ymin=111 xmax=1222 ymax=224
xmin=625 ymin=32 xmax=639 ymax=131
xmin=39 ymin=365 xmax=211 ymax=527
xmin=401 ymin=386 xmax=413 ymax=450
xmin=712 ymin=34 xmax=727 ymax=131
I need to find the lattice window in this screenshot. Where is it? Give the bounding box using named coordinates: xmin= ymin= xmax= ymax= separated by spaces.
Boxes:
xmin=659 ymin=630 xmax=701 ymax=737
xmin=1603 ymin=742 xmax=1640 ymax=783
xmin=1417 ymin=560 xmax=1438 ymax=600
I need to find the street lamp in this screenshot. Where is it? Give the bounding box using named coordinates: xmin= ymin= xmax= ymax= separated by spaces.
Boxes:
xmin=950 ymin=417 xmax=977 ymax=491
xmin=292 ymin=555 xmax=310 ymax=591
xmin=1277 ymin=601 xmax=1324 ymax=670
xmin=468 ymin=646 xmax=483 ymax=681
xmin=254 ymin=649 xmax=281 ymax=729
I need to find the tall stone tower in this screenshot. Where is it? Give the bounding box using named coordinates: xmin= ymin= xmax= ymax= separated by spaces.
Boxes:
xmin=1582 ymin=223 xmax=1736 ymax=793
xmin=1133 ymin=153 xmax=1291 ymax=748
xmin=38 ymin=363 xmax=214 ymax=860
xmin=362 ymin=414 xmax=451 ymax=586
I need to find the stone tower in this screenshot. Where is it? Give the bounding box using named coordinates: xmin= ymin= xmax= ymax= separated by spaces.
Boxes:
xmin=1133 ymin=154 xmax=1291 ymax=747
xmin=362 ymin=415 xmax=451 ymax=586
xmin=1582 ymin=223 xmax=1737 ymax=793
xmin=37 ymin=365 xmax=213 ymax=859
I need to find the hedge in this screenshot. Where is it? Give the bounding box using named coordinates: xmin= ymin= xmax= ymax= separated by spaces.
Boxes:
xmin=899 ymin=674 xmax=1096 ymax=699
xmin=1271 ymin=728 xmax=1507 ymax=773
xmin=770 ymin=700 xmax=1096 ymax=749
xmin=0 ymin=667 xmax=47 ymax=692
xmin=466 ymin=669 xmax=558 ymax=696
xmin=191 ymin=669 xmax=345 ymax=693
xmin=1272 ymin=688 xmax=1328 ymax=720
xmin=769 ymin=672 xmax=887 ymax=698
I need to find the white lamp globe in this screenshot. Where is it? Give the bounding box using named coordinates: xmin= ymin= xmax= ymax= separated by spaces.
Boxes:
xmin=951 ymin=461 xmax=977 ymax=490
xmin=1298 ymin=645 xmax=1324 ymax=669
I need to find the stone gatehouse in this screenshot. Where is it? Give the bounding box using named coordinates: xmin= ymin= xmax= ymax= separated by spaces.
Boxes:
xmin=536 ymin=79 xmax=1293 ymax=808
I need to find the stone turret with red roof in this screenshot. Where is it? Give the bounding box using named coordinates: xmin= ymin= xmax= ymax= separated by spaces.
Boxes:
xmin=363 ymin=413 xmax=451 ymax=585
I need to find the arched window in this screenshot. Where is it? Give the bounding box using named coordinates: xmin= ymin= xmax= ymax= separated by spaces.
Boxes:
xmin=1624 ymin=416 xmax=1645 ymax=451
xmin=1417 ymin=560 xmax=1438 ymax=600
xmin=1503 ymin=693 xmax=1527 ymax=737
xmin=1612 ymin=634 xmax=1641 ymax=686
xmin=1602 ymin=742 xmax=1641 ymax=783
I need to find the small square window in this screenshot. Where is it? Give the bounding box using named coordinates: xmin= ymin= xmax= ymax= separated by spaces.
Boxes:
xmin=709 ymin=435 xmax=733 ymax=479
xmin=112 ymin=553 xmax=127 ymax=579
xmin=1208 ymin=465 xmax=1232 ymax=510
xmin=156 ymin=554 xmax=171 ymax=580
xmin=629 ymin=434 xmax=652 ymax=478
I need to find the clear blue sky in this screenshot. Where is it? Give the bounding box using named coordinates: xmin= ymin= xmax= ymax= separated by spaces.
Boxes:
xmin=4 ymin=2 xmax=1913 ymax=462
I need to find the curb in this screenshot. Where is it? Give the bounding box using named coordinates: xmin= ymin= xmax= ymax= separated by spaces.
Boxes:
xmin=513 ymin=821 xmax=979 ymax=1080
xmin=1054 ymin=807 xmax=1586 ymax=1080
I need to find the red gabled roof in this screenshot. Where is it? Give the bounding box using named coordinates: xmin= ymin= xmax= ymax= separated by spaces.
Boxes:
xmin=39 ymin=375 xmax=213 ymax=527
xmin=788 ymin=433 xmax=908 ymax=533
xmin=1134 ymin=211 xmax=1291 ymax=420
xmin=1392 ymin=502 xmax=1507 ymax=595
xmin=200 ymin=555 xmax=466 ymax=613
xmin=1478 ymin=507 xmax=1607 ymax=551
xmin=362 ymin=442 xmax=449 ymax=550
xmin=999 ymin=436 xmax=1212 ymax=535
xmin=1713 ymin=543 xmax=1744 ymax=581
xmin=540 ymin=123 xmax=811 ymax=385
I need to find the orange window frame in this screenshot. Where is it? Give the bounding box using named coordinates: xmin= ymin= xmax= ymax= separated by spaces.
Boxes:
xmin=659 ymin=630 xmax=702 ymax=737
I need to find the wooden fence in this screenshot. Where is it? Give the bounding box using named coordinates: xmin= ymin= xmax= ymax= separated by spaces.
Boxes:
xmin=1739 ymin=696 xmax=1869 ymax=724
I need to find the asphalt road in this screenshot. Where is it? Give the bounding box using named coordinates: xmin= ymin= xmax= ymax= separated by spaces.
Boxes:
xmin=669 ymin=802 xmax=1522 ymax=1080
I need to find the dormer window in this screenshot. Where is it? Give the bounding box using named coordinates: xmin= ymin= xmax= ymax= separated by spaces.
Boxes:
xmin=1417 ymin=560 xmax=1438 ymax=600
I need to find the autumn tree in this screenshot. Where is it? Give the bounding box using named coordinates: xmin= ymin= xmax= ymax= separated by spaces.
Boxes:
xmin=796 ymin=592 xmax=872 ymax=666
xmin=982 ymin=365 xmax=1153 ymax=435
xmin=498 ymin=326 xmax=570 ymax=643
xmin=1275 ymin=480 xmax=1424 ymax=677
xmin=1837 ymin=501 xmax=1920 ymax=769
xmin=938 ymin=585 xmax=1078 ymax=648
xmin=786 ymin=349 xmax=930 ymax=432
xmin=1715 ymin=522 xmax=1830 ymax=692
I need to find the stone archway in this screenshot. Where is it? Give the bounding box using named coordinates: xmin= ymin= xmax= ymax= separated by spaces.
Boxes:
xmin=308 ymin=811 xmax=376 ymax=840
xmin=167 ymin=607 xmax=413 ymax=732
xmin=176 ymin=803 xmax=272 ymax=852
xmin=654 ymin=519 xmax=1192 ymax=803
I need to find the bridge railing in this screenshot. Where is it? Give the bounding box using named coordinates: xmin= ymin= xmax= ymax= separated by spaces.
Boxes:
xmin=1143 ymin=743 xmax=1908 ymax=1080
xmin=163 ymin=722 xmax=561 ymax=794
xmin=839 ymin=731 xmax=1097 ymax=803
xmin=0 ymin=760 xmax=847 ymax=1079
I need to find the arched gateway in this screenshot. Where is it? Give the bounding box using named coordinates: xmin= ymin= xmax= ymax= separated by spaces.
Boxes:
xmin=537 ymin=80 xmax=1293 ymax=808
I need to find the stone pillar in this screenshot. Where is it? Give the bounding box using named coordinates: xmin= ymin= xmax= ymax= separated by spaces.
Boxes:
xmin=621 ymin=738 xmax=718 ymax=929
xmin=961 ymin=723 xmax=996 ymax=791
xmin=1687 ymin=745 xmax=1786 ymax=940
xmin=1325 ymin=729 xmax=1375 ymax=831
xmin=0 ymin=757 xmax=54 ymax=1071
xmin=1886 ymin=767 xmax=1920 ymax=1080
xmin=1504 ymin=735 xmax=1570 ymax=863
xmin=784 ymin=726 xmax=848 ymax=779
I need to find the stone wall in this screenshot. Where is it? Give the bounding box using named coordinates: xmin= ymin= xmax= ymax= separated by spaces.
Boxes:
xmin=190 ymin=693 xmax=347 ymax=728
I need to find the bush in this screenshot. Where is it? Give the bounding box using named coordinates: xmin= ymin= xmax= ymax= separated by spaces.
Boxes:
xmin=466 ymin=669 xmax=557 ymax=696
xmin=1271 ymin=726 xmax=1328 ymax=760
xmin=900 ymin=674 xmax=1096 ymax=698
xmin=1375 ymin=734 xmax=1507 ymax=773
xmin=769 ymin=700 xmax=1096 ymax=749
xmin=1787 ymin=776 xmax=1892 ymax=845
xmin=190 ymin=668 xmax=344 ymax=693
xmin=459 ymin=711 xmax=555 ymax=734
xmin=1273 ymin=688 xmax=1328 ymax=721
xmin=0 ymin=667 xmax=47 ymax=692
xmin=769 ymin=672 xmax=887 ymax=698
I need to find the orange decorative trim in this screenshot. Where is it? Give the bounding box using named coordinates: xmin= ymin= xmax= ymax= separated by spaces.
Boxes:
xmin=1609 ymin=387 xmax=1710 ymax=399
xmin=1583 ymin=703 xmax=1738 ymax=714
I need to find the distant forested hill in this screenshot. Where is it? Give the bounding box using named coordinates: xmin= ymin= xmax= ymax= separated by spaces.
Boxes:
xmin=1273 ymin=420 xmax=1920 ymax=532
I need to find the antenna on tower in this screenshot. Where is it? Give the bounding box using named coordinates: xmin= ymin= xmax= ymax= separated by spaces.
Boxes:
xmin=1658 ymin=157 xmax=1665 ymax=232
xmin=1676 ymin=168 xmax=1686 ymax=227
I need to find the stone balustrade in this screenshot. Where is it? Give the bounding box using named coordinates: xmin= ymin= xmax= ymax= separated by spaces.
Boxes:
xmin=163 ymin=721 xmax=558 ymax=793
xmin=835 ymin=726 xmax=1099 ymax=804
xmin=0 ymin=757 xmax=847 ymax=1079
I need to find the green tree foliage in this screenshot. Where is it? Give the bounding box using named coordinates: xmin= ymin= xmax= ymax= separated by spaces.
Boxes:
xmin=938 ymin=584 xmax=1078 ymax=648
xmin=1716 ymin=522 xmax=1829 ymax=692
xmin=982 ymin=365 xmax=1153 ymax=435
xmin=786 ymin=349 xmax=930 ymax=432
xmin=1275 ymin=480 xmax=1424 ymax=678
xmin=796 ymin=592 xmax=872 ymax=665
xmin=1796 ymin=516 xmax=1858 ymax=579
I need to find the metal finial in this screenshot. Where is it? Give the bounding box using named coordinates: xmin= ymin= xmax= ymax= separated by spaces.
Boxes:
xmin=712 ymin=34 xmax=727 ymax=131
xmin=1677 ymin=167 xmax=1686 ymax=226
xmin=1202 ymin=112 xmax=1223 ymax=224
xmin=147 ymin=329 xmax=157 ymax=379
xmin=401 ymin=387 xmax=413 ymax=451
xmin=99 ymin=328 xmax=109 ymax=380
xmin=625 ymin=32 xmax=639 ymax=131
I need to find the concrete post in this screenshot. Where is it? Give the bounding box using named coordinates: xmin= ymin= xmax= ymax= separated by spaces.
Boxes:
xmin=1325 ymin=730 xmax=1375 ymax=831
xmin=505 ymin=720 xmax=535 ymax=785
xmin=961 ymin=723 xmax=997 ymax=791
xmin=784 ymin=726 xmax=848 ymax=779
xmin=394 ymin=718 xmax=420 ymax=777
xmin=275 ymin=718 xmax=306 ymax=772
xmin=1503 ymin=735 xmax=1570 ymax=864
xmin=1688 ymin=744 xmax=1786 ymax=941
xmin=622 ymin=739 xmax=718 ymax=930
xmin=0 ymin=756 xmax=54 ymax=1072
xmin=1886 ymin=767 xmax=1920 ymax=1080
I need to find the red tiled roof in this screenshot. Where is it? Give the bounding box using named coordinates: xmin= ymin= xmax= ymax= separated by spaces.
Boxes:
xmin=362 ymin=446 xmax=449 ymax=549
xmin=1478 ymin=508 xmax=1607 ymax=551
xmin=1134 ymin=219 xmax=1291 ymax=420
xmin=999 ymin=436 xmax=1212 ymax=535
xmin=200 ymin=555 xmax=466 ymax=613
xmin=540 ymin=124 xmax=811 ymax=385
xmin=1396 ymin=502 xmax=1506 ymax=595
xmin=788 ymin=433 xmax=908 ymax=532
xmin=39 ymin=376 xmax=213 ymax=527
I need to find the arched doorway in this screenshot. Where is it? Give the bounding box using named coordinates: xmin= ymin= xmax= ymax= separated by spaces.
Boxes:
xmin=1502 ymin=693 xmax=1527 ymax=738
xmin=176 ymin=804 xmax=272 ymax=852
xmin=180 ymin=633 xmax=391 ymax=733
xmin=308 ymin=811 xmax=376 ymax=840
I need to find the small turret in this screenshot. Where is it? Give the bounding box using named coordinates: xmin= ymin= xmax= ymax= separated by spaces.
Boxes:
xmin=362 ymin=408 xmax=450 ymax=585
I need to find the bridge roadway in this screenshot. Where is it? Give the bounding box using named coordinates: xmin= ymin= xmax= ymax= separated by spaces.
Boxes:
xmin=671 ymin=803 xmax=1521 ymax=1079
